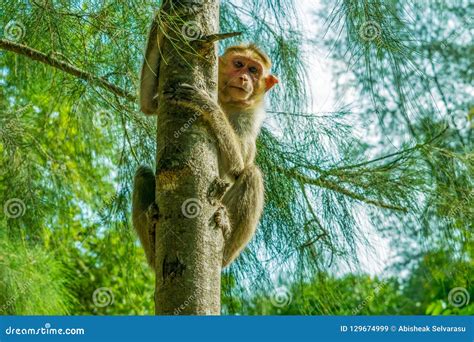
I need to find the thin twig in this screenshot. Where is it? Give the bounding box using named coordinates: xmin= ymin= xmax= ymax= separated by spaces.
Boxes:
xmin=0 ymin=39 xmax=136 ymax=102
xmin=201 ymin=32 xmax=242 ymax=43
xmin=279 ymin=166 xmax=408 ymax=212
xmin=329 ymin=127 xmax=448 ymax=172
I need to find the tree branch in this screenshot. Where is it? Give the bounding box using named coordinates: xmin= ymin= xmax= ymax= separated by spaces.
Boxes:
xmin=0 ymin=39 xmax=136 ymax=102
xmin=278 ymin=166 xmax=408 ymax=212
xmin=315 ymin=176 xmax=407 ymax=212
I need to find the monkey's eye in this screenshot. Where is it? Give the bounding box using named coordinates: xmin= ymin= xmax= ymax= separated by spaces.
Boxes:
xmin=248 ymin=66 xmax=258 ymax=74
xmin=233 ymin=60 xmax=244 ymax=68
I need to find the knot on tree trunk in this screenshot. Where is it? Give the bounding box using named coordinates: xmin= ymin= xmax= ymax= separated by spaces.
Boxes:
xmin=162 ymin=254 xmax=186 ymax=283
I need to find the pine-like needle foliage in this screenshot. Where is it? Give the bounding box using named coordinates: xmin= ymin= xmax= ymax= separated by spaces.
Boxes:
xmin=1 ymin=0 xmax=471 ymax=314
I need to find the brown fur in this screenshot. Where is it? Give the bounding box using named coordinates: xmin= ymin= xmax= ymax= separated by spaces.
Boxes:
xmin=133 ymin=20 xmax=277 ymax=268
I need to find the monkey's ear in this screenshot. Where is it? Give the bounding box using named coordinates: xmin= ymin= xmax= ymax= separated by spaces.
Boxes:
xmin=265 ymin=75 xmax=279 ymax=91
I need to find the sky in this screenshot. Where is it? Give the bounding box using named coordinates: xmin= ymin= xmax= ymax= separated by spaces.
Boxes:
xmin=293 ymin=0 xmax=393 ymax=276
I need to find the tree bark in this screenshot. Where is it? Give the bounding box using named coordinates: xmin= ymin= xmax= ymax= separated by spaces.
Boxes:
xmin=153 ymin=0 xmax=223 ymax=315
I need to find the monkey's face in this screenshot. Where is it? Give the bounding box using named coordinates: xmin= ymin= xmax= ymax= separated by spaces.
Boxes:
xmin=220 ymin=54 xmax=261 ymax=100
xmin=219 ymin=52 xmax=278 ymax=108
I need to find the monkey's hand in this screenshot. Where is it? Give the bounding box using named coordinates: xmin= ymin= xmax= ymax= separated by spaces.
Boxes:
xmin=214 ymin=205 xmax=231 ymax=240
xmin=167 ymin=83 xmax=218 ymax=114
xmin=167 ymin=84 xmax=245 ymax=177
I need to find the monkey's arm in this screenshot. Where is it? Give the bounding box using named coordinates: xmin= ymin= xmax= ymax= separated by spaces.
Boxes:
xmin=140 ymin=14 xmax=162 ymax=115
xmin=168 ymin=84 xmax=245 ymax=176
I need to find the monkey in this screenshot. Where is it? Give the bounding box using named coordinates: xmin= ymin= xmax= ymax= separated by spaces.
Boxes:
xmin=133 ymin=20 xmax=279 ymax=269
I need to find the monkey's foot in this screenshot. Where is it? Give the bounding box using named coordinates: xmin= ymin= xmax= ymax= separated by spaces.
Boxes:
xmin=207 ymin=178 xmax=230 ymax=205
xmin=214 ymin=205 xmax=231 ymax=240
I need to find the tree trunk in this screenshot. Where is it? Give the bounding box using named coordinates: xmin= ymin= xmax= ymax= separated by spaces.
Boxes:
xmin=153 ymin=0 xmax=223 ymax=315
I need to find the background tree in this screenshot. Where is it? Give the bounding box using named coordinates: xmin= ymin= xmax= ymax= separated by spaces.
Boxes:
xmin=315 ymin=0 xmax=472 ymax=310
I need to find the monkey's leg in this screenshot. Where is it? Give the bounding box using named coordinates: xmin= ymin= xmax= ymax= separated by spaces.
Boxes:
xmin=221 ymin=165 xmax=264 ymax=267
xmin=167 ymin=84 xmax=245 ymax=176
xmin=132 ymin=165 xmax=158 ymax=269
